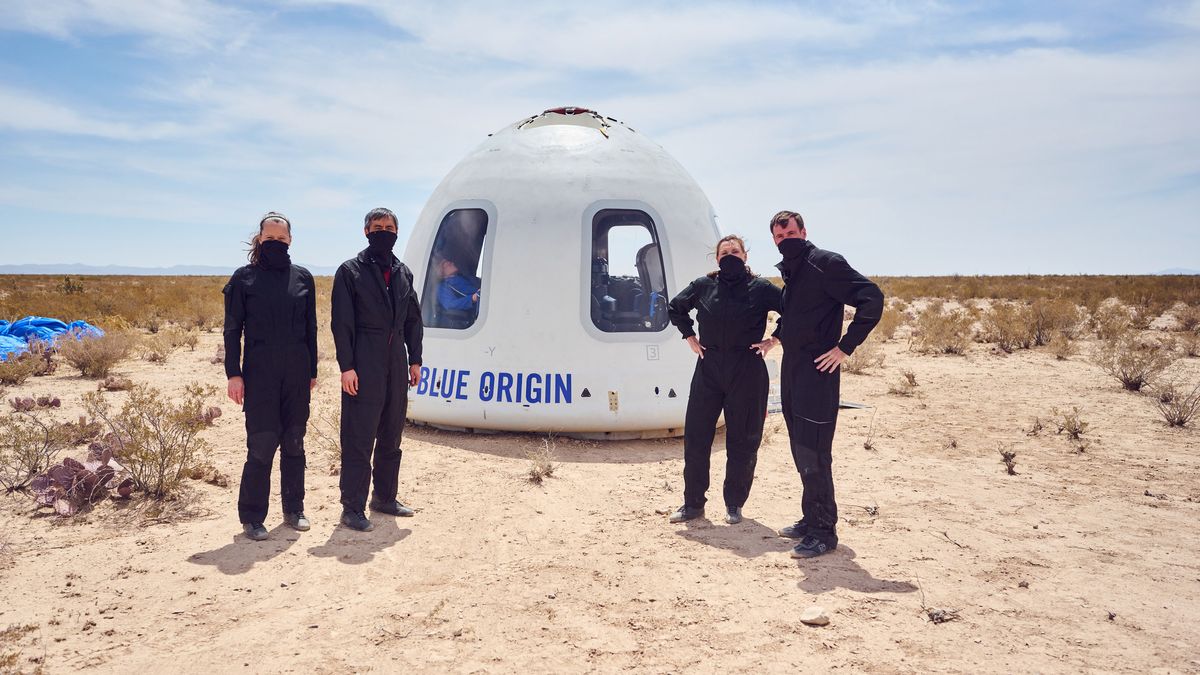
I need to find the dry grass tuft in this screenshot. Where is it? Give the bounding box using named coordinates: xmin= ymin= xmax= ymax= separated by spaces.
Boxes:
xmin=888 ymin=369 xmax=919 ymax=396
xmin=998 ymin=444 xmax=1018 ymax=475
xmin=527 ymin=436 xmax=558 ymax=484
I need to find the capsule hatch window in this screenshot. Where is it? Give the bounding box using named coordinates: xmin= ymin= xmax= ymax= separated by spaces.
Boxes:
xmin=589 ymin=209 xmax=669 ymax=333
xmin=421 ymin=208 xmax=487 ymax=330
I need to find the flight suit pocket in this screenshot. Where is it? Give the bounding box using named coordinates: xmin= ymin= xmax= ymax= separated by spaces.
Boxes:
xmin=789 ymin=360 xmax=839 ymax=425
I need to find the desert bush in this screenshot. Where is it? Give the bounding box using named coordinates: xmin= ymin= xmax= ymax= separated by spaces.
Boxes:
xmin=998 ymin=444 xmax=1017 ymax=475
xmin=888 ymin=369 xmax=919 ymax=396
xmin=843 ymin=339 xmax=885 ymax=374
xmin=140 ymin=334 xmax=179 ymax=363
xmin=1176 ymin=305 xmax=1200 ymax=332
xmin=0 ymin=410 xmax=69 ymax=492
xmin=1027 ymin=298 xmax=1084 ymax=344
xmin=1051 ymin=406 xmax=1089 ymax=440
xmin=83 ymin=383 xmax=217 ymax=499
xmin=981 ymin=302 xmax=1033 ymax=352
xmin=1093 ymin=334 xmax=1176 ymax=391
xmin=211 ymin=345 xmax=225 ymax=365
xmin=1182 ymin=332 xmax=1200 ymax=358
xmin=912 ymin=304 xmax=973 ymax=355
xmin=874 ymin=307 xmax=904 ymax=341
xmin=58 ymin=415 xmax=102 ymax=445
xmin=1152 ymin=380 xmax=1200 ymax=427
xmin=1091 ymin=300 xmax=1133 ymax=339
xmin=0 ymin=355 xmax=40 ymax=386
xmin=58 ymin=332 xmax=137 ymax=378
xmin=177 ymin=331 xmax=199 ymax=352
xmin=25 ymin=340 xmax=57 ymax=377
xmin=527 ymin=436 xmax=558 ymax=484
xmin=1049 ymin=332 xmax=1078 ymax=360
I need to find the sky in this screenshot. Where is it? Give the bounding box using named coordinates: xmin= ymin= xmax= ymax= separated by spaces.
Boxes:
xmin=0 ymin=0 xmax=1197 ymax=275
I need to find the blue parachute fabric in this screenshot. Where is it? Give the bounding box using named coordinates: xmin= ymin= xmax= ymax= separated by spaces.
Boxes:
xmin=0 ymin=335 xmax=28 ymax=361
xmin=0 ymin=316 xmax=105 ymax=360
xmin=65 ymin=321 xmax=104 ymax=339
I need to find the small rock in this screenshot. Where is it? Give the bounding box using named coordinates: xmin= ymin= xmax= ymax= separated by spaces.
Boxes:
xmin=1018 ymin=580 xmax=1029 ymax=588
xmin=800 ymin=606 xmax=830 ymax=626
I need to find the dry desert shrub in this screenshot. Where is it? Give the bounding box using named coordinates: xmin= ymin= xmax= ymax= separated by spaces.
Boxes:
xmin=888 ymin=369 xmax=919 ymax=396
xmin=981 ymin=302 xmax=1033 ymax=352
xmin=1093 ymin=333 xmax=1176 ymax=392
xmin=998 ymin=444 xmax=1018 ymax=475
xmin=842 ymin=339 xmax=885 ymax=374
xmin=0 ymin=355 xmax=40 ymax=386
xmin=1091 ymin=299 xmax=1134 ymax=339
xmin=1175 ymin=305 xmax=1200 ymax=332
xmin=1049 ymin=332 xmax=1079 ymax=360
xmin=58 ymin=332 xmax=137 ymax=378
xmin=25 ymin=340 xmax=57 ymax=377
xmin=1182 ymin=332 xmax=1200 ymax=358
xmin=1051 ymin=406 xmax=1089 ymax=440
xmin=1028 ymin=298 xmax=1084 ymax=344
xmin=527 ymin=436 xmax=558 ymax=484
xmin=1151 ymin=379 xmax=1200 ymax=428
xmin=912 ymin=303 xmax=973 ymax=355
xmin=140 ymin=334 xmax=179 ymax=363
xmin=83 ymin=383 xmax=217 ymax=499
xmin=0 ymin=410 xmax=69 ymax=492
xmin=874 ymin=307 xmax=904 ymax=341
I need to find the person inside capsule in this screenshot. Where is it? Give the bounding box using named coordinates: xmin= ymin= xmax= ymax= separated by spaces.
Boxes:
xmin=666 ymin=235 xmax=782 ymax=525
xmin=435 ymin=255 xmax=481 ymax=327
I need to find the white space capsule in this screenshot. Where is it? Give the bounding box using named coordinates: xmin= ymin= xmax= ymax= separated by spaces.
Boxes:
xmin=403 ymin=107 xmax=722 ymax=439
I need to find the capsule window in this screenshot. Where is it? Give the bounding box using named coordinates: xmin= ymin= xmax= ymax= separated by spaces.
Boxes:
xmin=421 ymin=208 xmax=487 ymax=330
xmin=589 ymin=209 xmax=669 ymax=333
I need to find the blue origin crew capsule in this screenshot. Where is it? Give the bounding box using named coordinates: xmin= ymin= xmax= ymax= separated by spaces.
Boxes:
xmin=403 ymin=107 xmax=722 ymax=438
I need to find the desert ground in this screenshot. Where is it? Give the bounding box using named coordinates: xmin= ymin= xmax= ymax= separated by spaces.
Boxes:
xmin=2 ymin=293 xmax=1199 ymax=673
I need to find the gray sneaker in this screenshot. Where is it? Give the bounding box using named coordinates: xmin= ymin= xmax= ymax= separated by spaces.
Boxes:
xmin=725 ymin=507 xmax=743 ymax=525
xmin=284 ymin=512 xmax=310 ymax=531
xmin=369 ymin=499 xmax=415 ymax=517
xmin=668 ymin=505 xmax=704 ymax=523
xmin=778 ymin=520 xmax=808 ymax=539
xmin=242 ymin=523 xmax=268 ymax=541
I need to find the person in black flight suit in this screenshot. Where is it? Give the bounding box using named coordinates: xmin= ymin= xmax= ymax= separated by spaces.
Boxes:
xmin=666 ymin=234 xmax=782 ymax=526
xmin=224 ymin=212 xmax=318 ymax=542
xmin=331 ymin=207 xmax=423 ymax=532
xmin=769 ymin=210 xmax=883 ymax=558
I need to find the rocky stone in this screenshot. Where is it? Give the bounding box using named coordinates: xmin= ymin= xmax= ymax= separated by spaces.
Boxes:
xmin=800 ymin=606 xmax=830 ymax=626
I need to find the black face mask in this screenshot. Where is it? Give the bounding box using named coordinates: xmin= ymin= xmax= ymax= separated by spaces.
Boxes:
xmin=717 ymin=254 xmax=747 ymax=282
xmin=258 ymin=239 xmax=291 ymax=270
xmin=777 ymin=237 xmax=807 ymax=259
xmin=366 ymin=230 xmax=397 ymax=263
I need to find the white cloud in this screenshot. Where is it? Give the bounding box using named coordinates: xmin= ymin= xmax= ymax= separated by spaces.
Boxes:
xmin=0 ymin=0 xmax=251 ymax=51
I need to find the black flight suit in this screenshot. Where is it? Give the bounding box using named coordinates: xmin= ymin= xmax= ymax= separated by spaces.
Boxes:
xmin=668 ymin=271 xmax=782 ymax=510
xmin=331 ymin=249 xmax=423 ymax=513
xmin=774 ymin=238 xmax=883 ymax=545
xmin=223 ymin=263 xmax=317 ymax=525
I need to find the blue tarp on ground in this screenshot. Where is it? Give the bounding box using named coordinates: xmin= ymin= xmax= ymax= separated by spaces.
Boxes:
xmin=0 ymin=316 xmax=105 ymax=361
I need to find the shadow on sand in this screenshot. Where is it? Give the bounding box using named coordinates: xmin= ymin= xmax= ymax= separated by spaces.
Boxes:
xmin=307 ymin=516 xmax=411 ymax=565
xmin=794 ymin=545 xmax=918 ymax=595
xmin=407 ymin=424 xmax=688 ymax=464
xmin=674 ymin=517 xmax=794 ymax=558
xmin=187 ymin=524 xmax=302 ymax=575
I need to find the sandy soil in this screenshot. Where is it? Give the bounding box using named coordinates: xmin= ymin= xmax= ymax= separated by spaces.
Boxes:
xmin=1 ymin=328 xmax=1198 ymax=674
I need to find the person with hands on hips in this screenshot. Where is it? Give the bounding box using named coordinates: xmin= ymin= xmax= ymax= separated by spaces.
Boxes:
xmin=330 ymin=207 xmax=424 ymax=532
xmin=666 ymin=234 xmax=782 ymax=526
xmin=769 ymin=210 xmax=883 ymax=559
xmin=223 ymin=212 xmax=318 ymax=542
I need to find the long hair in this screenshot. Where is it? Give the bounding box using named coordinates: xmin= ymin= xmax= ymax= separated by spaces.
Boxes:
xmin=706 ymin=234 xmax=754 ymax=278
xmin=246 ymin=212 xmax=292 ymax=266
